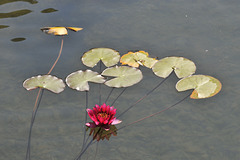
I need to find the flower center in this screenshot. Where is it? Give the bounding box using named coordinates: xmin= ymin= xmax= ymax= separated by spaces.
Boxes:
xmin=97 ymin=113 xmax=108 ymax=119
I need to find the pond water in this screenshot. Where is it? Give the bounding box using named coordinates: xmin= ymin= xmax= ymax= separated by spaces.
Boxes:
xmin=1 ymin=0 xmax=240 ymax=159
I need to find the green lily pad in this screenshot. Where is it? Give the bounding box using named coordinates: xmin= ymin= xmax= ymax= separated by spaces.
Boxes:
xmin=176 ymin=75 xmax=222 ymax=99
xmin=66 ymin=70 xmax=105 ymax=91
xmin=101 ymin=66 xmax=143 ymax=88
xmin=120 ymin=51 xmax=158 ymax=68
xmin=23 ymin=75 xmax=65 ymax=93
xmin=82 ymin=48 xmax=120 ymax=67
xmin=152 ymin=57 xmax=196 ymax=78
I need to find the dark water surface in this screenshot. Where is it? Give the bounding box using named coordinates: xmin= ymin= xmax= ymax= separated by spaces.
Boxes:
xmin=1 ymin=0 xmax=240 ymax=159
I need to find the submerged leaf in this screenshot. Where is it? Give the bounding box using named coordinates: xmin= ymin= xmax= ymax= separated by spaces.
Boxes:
xmin=41 ymin=8 xmax=58 ymax=13
xmin=152 ymin=56 xmax=196 ymax=78
xmin=0 ymin=25 xmax=9 ymax=29
xmin=176 ymin=75 xmax=222 ymax=99
xmin=66 ymin=70 xmax=105 ymax=91
xmin=41 ymin=27 xmax=83 ymax=36
xmin=82 ymin=48 xmax=120 ymax=67
xmin=101 ymin=66 xmax=143 ymax=88
xmin=11 ymin=37 xmax=26 ymax=42
xmin=120 ymin=51 xmax=157 ymax=68
xmin=0 ymin=9 xmax=32 ymax=19
xmin=23 ymin=75 xmax=65 ymax=93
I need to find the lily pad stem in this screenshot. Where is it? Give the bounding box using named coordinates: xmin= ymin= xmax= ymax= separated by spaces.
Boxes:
xmin=47 ymin=36 xmax=64 ymax=74
xmin=26 ymin=89 xmax=44 ymax=160
xmin=75 ymin=128 xmax=101 ymax=160
xmin=117 ymin=91 xmax=191 ymax=131
xmin=99 ymin=61 xmax=102 ymax=104
xmin=117 ymin=73 xmax=171 ymax=119
xmin=80 ymin=91 xmax=89 ymax=152
xmin=111 ymin=87 xmax=127 ymax=106
xmin=26 ymin=36 xmax=64 ymax=160
xmin=105 ymin=87 xmax=114 ymax=104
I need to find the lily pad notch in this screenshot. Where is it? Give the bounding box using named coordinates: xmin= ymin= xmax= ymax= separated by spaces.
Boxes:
xmin=101 ymin=66 xmax=143 ymax=88
xmin=152 ymin=56 xmax=196 ymax=78
xmin=81 ymin=48 xmax=120 ymax=68
xmin=66 ymin=70 xmax=105 ymax=91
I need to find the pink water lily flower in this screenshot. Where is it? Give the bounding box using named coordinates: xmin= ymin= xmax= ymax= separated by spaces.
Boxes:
xmin=86 ymin=103 xmax=122 ymax=131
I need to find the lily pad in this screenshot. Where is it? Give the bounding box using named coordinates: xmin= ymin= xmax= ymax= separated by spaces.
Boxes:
xmin=41 ymin=27 xmax=83 ymax=36
xmin=152 ymin=56 xmax=196 ymax=78
xmin=66 ymin=27 xmax=83 ymax=32
xmin=66 ymin=70 xmax=105 ymax=91
xmin=82 ymin=48 xmax=120 ymax=67
xmin=120 ymin=51 xmax=157 ymax=68
xmin=101 ymin=66 xmax=143 ymax=88
xmin=176 ymin=75 xmax=222 ymax=99
xmin=23 ymin=75 xmax=65 ymax=93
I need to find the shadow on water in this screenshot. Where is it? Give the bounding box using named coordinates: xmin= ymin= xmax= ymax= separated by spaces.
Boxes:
xmin=0 ymin=25 xmax=9 ymax=29
xmin=0 ymin=0 xmax=38 ymax=5
xmin=41 ymin=8 xmax=58 ymax=13
xmin=0 ymin=9 xmax=32 ymax=19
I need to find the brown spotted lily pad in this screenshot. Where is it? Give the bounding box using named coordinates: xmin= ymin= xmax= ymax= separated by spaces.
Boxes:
xmin=120 ymin=51 xmax=157 ymax=68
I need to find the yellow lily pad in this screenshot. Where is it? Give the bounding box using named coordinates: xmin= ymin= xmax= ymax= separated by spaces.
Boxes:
xmin=23 ymin=75 xmax=65 ymax=93
xmin=152 ymin=56 xmax=196 ymax=78
xmin=176 ymin=75 xmax=222 ymax=99
xmin=120 ymin=51 xmax=157 ymax=68
xmin=82 ymin=48 xmax=120 ymax=67
xmin=41 ymin=27 xmax=83 ymax=36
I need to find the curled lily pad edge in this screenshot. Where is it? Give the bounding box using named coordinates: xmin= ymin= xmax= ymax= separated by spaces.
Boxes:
xmin=175 ymin=74 xmax=222 ymax=99
xmin=23 ymin=74 xmax=66 ymax=94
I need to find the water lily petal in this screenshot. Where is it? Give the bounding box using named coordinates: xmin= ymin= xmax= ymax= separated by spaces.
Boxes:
xmin=102 ymin=125 xmax=111 ymax=131
xmin=86 ymin=122 xmax=97 ymax=128
xmin=111 ymin=119 xmax=122 ymax=125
